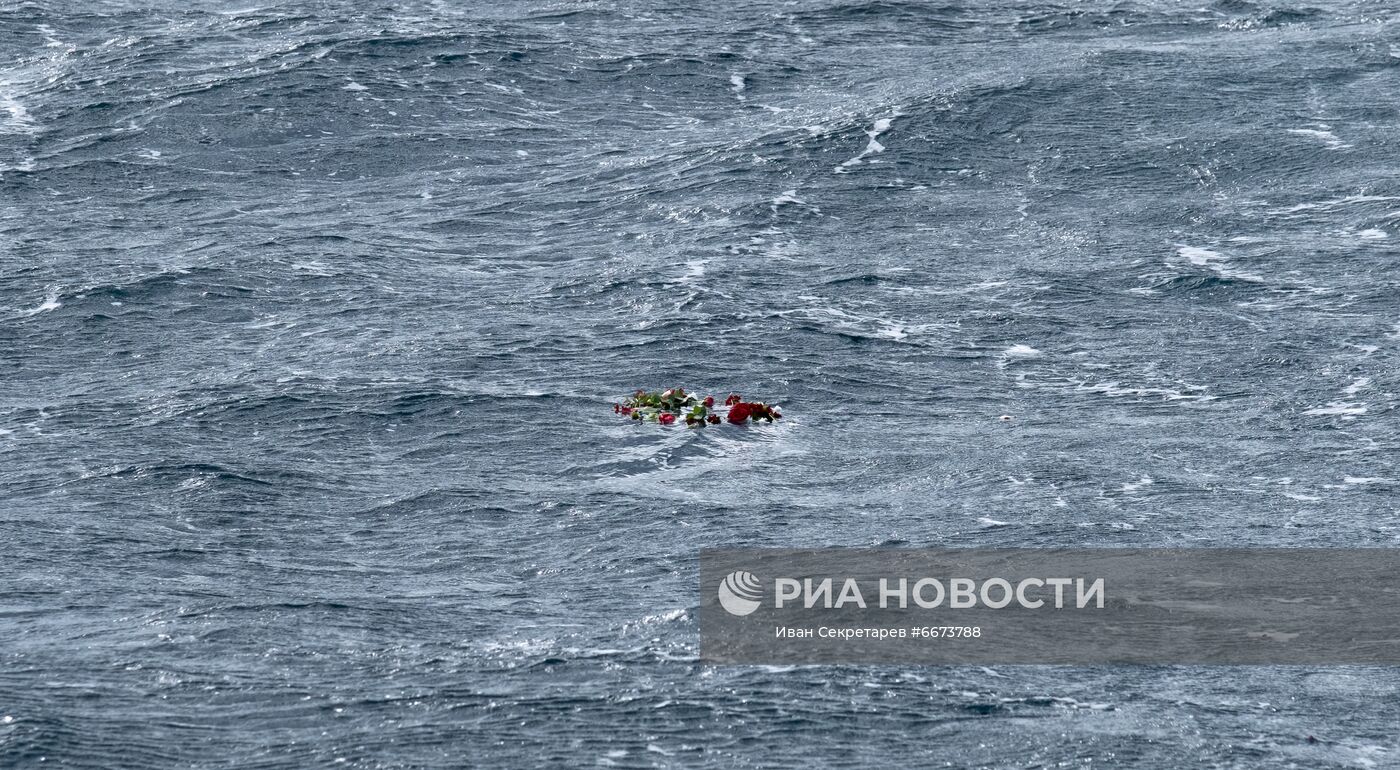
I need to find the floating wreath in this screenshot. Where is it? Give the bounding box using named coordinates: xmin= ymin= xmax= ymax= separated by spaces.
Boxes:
xmin=613 ymin=388 xmax=782 ymax=427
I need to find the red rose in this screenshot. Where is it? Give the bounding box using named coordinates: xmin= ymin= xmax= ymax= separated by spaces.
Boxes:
xmin=725 ymin=394 xmax=741 ymax=406
xmin=706 ymin=414 xmax=720 ymax=424
xmin=658 ymin=413 xmax=676 ymax=425
xmin=703 ymin=396 xmax=714 ymax=408
xmin=620 ymin=406 xmax=632 ymax=416
xmin=727 ymin=403 xmax=752 ymax=423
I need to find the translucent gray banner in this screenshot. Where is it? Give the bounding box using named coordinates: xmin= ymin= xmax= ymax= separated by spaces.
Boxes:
xmin=700 ymin=549 xmax=1400 ymax=664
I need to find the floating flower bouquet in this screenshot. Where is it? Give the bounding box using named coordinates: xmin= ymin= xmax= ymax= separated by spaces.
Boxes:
xmin=613 ymin=388 xmax=781 ymax=427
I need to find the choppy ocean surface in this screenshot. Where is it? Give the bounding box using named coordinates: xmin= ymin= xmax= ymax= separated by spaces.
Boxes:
xmin=3 ymin=0 xmax=1399 ymax=766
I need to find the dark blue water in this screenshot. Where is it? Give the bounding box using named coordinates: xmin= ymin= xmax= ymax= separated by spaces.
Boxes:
xmin=3 ymin=0 xmax=1399 ymax=766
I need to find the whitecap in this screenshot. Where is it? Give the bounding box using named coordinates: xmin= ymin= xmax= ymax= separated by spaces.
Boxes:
xmin=771 ymin=189 xmax=803 ymax=208
xmin=1342 ymin=377 xmax=1370 ymax=396
xmin=24 ymin=289 xmax=61 ymax=316
xmin=835 ymin=112 xmax=900 ymax=173
xmin=1073 ymin=380 xmax=1216 ymax=402
xmin=0 ymin=86 xmax=38 ymax=135
xmin=1278 ymin=195 xmax=1400 ymax=214
xmin=0 ymin=156 xmax=37 ymax=176
xmin=341 ymin=81 xmax=369 ymax=91
xmin=877 ymin=325 xmax=907 ymax=341
xmin=1175 ymin=244 xmax=1264 ymax=282
xmin=1286 ymin=127 xmax=1351 ymax=150
xmin=1302 ymin=402 xmax=1366 ymax=417
xmin=1178 ymin=245 xmax=1223 ymax=266
xmin=1343 ymin=476 xmax=1390 ymax=485
xmin=976 ymin=517 xmax=1009 ymax=528
xmin=729 ymin=73 xmax=746 ymax=101
xmin=778 ymin=306 xmax=943 ymax=343
xmin=1120 ymin=477 xmax=1153 ymax=493
xmin=1002 ymin=344 xmax=1041 ymax=358
xmin=1357 ymin=229 xmax=1388 ymax=239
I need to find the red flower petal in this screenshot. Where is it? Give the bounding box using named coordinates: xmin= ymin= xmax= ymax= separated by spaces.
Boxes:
xmin=727 ymin=403 xmax=752 ymax=423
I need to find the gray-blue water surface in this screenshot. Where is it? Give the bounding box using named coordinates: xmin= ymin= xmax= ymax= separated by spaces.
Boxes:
xmin=2 ymin=0 xmax=1399 ymax=766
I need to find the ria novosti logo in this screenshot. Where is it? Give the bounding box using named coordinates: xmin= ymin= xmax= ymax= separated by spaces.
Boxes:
xmin=717 ymin=571 xmax=762 ymax=616
xmin=716 ymin=572 xmax=1107 ymax=617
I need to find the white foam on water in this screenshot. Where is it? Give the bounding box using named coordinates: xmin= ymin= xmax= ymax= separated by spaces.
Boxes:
xmin=341 ymin=81 xmax=368 ymax=91
xmin=1286 ymin=127 xmax=1351 ymax=150
xmin=1343 ymin=476 xmax=1390 ymax=485
xmin=1279 ymin=195 xmax=1400 ymax=214
xmin=729 ymin=73 xmax=746 ymax=101
xmin=780 ymin=305 xmax=944 ymax=343
xmin=0 ymin=83 xmax=38 ymax=135
xmin=0 ymin=156 xmax=36 ymax=176
xmin=679 ymin=260 xmax=706 ymax=282
xmin=770 ymin=189 xmax=819 ymax=216
xmin=1175 ymin=244 xmax=1264 ymax=282
xmin=37 ymin=24 xmax=62 ymax=47
xmin=598 ymin=748 xmax=629 ymax=765
xmin=877 ymin=324 xmax=908 ymax=341
xmin=1356 ymin=228 xmax=1388 ymax=239
xmin=1073 ymin=380 xmax=1216 ymax=402
xmin=976 ymin=517 xmax=1009 ymax=528
xmin=1303 ymin=402 xmax=1366 ymax=417
xmin=1003 ymin=344 xmax=1041 ymax=357
xmin=772 ymin=189 xmax=803 ymax=207
xmin=24 ymin=289 xmax=61 ymax=316
xmin=835 ymin=112 xmax=900 ymax=173
xmin=1342 ymin=377 xmax=1370 ymax=396
xmin=1120 ymin=477 xmax=1153 ymax=493
xmin=1178 ymin=245 xmax=1223 ymax=266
